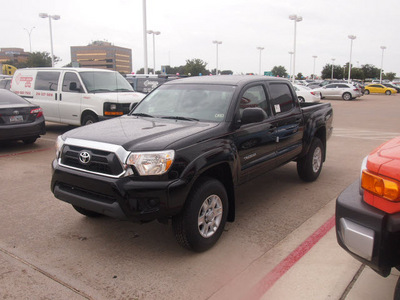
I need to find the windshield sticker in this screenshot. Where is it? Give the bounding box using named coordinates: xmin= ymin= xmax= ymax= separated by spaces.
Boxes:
xmin=215 ymin=114 xmax=224 ymax=118
xmin=274 ymin=104 xmax=281 ymax=113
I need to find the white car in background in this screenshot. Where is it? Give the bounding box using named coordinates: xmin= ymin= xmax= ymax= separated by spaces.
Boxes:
xmin=293 ymin=84 xmax=321 ymax=103
xmin=312 ymin=83 xmax=362 ymax=101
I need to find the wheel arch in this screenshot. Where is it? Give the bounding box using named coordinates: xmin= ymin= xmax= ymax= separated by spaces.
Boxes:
xmin=81 ymin=109 xmax=99 ymax=125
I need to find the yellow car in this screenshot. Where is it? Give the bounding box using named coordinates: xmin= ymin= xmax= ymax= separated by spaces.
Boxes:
xmin=364 ymin=84 xmax=397 ymax=95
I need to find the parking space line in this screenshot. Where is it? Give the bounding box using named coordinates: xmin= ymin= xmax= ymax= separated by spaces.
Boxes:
xmin=0 ymin=147 xmax=53 ymax=158
xmin=247 ymin=215 xmax=335 ymax=299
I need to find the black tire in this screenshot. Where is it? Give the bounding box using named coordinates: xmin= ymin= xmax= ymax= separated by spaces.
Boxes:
xmin=81 ymin=114 xmax=98 ymax=126
xmin=342 ymin=92 xmax=352 ymax=101
xmin=298 ymin=96 xmax=305 ymax=103
xmin=364 ymin=89 xmax=370 ymax=95
xmin=22 ymin=137 xmax=37 ymax=144
xmin=385 ymin=90 xmax=392 ymax=95
xmin=73 ymin=205 xmax=102 ymax=217
xmin=172 ymin=177 xmax=228 ymax=252
xmin=394 ymin=276 xmax=400 ymax=300
xmin=297 ymin=137 xmax=324 ymax=182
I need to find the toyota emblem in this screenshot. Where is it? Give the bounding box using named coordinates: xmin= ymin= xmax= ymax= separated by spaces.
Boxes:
xmin=79 ymin=151 xmax=91 ymax=164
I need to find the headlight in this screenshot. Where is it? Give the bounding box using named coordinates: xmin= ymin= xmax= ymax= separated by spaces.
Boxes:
xmin=126 ymin=150 xmax=175 ymax=176
xmin=55 ymin=135 xmax=65 ymax=158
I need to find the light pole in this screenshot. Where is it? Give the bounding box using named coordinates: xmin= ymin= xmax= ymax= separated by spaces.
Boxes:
xmin=23 ymin=27 xmax=35 ymax=53
xmin=347 ymin=35 xmax=356 ymax=83
xmin=39 ymin=13 xmax=60 ymax=67
xmin=380 ymin=46 xmax=386 ymax=83
xmin=289 ymin=14 xmax=302 ymax=83
xmin=147 ymin=30 xmax=161 ymax=74
xmin=288 ymin=51 xmax=294 ymax=80
xmin=212 ymin=40 xmax=222 ymax=75
xmin=312 ymin=55 xmax=317 ymax=79
xmin=257 ymin=47 xmax=264 ymax=75
xmin=142 ymin=0 xmax=148 ymax=74
xmin=331 ymin=58 xmax=335 ymax=80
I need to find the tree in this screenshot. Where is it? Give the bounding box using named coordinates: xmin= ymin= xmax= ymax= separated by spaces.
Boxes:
xmin=25 ymin=51 xmax=60 ymax=68
xmin=271 ymin=66 xmax=288 ymax=78
xmin=184 ymin=58 xmax=209 ymax=76
xmin=321 ymin=64 xmax=345 ymax=80
xmin=296 ymin=72 xmax=304 ymax=80
xmin=383 ymin=72 xmax=397 ymax=81
xmin=361 ymin=64 xmax=380 ymax=80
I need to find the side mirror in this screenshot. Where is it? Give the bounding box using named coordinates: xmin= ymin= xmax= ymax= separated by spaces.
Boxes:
xmin=69 ymin=82 xmax=81 ymax=92
xmin=241 ymin=108 xmax=267 ymax=125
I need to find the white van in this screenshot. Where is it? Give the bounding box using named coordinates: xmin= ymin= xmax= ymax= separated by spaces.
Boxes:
xmin=10 ymin=68 xmax=145 ymax=126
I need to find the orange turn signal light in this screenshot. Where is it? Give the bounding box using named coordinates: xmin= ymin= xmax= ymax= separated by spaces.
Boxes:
xmin=104 ymin=111 xmax=123 ymax=116
xmin=361 ymin=170 xmax=400 ymax=201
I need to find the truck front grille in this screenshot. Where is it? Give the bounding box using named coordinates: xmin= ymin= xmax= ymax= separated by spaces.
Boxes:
xmin=60 ymin=145 xmax=124 ymax=176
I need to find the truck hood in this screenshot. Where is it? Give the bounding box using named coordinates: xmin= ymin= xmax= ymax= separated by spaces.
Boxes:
xmin=366 ymin=136 xmax=400 ymax=179
xmin=62 ymin=115 xmax=219 ymax=151
xmin=91 ymin=91 xmax=145 ymax=103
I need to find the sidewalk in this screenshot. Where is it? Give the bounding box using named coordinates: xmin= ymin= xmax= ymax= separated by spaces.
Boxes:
xmin=210 ymin=198 xmax=399 ymax=300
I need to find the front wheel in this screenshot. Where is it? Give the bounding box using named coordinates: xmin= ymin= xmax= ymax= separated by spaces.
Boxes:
xmin=172 ymin=177 xmax=228 ymax=252
xmin=385 ymin=90 xmax=392 ymax=95
xmin=297 ymin=137 xmax=324 ymax=182
xmin=81 ymin=114 xmax=98 ymax=126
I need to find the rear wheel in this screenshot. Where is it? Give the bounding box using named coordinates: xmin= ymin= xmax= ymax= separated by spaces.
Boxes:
xmin=172 ymin=177 xmax=228 ymax=252
xmin=385 ymin=90 xmax=392 ymax=95
xmin=297 ymin=137 xmax=324 ymax=182
xmin=73 ymin=205 xmax=102 ymax=217
xmin=342 ymin=92 xmax=352 ymax=101
xmin=298 ymin=96 xmax=305 ymax=103
xmin=364 ymin=89 xmax=370 ymax=95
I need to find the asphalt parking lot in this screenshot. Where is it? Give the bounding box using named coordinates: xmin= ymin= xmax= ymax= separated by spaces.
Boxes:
xmin=1 ymin=93 xmax=400 ymax=299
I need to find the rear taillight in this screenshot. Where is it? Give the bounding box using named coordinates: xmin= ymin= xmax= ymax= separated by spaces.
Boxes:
xmin=30 ymin=108 xmax=43 ymax=118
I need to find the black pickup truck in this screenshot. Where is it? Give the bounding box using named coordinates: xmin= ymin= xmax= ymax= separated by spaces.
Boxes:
xmin=51 ymin=76 xmax=333 ymax=251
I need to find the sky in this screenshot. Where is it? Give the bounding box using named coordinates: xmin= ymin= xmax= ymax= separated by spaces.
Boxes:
xmin=3 ymin=0 xmax=400 ymax=77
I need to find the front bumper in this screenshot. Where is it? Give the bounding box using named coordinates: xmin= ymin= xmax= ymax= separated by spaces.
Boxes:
xmin=51 ymin=159 xmax=189 ymax=222
xmin=335 ymin=179 xmax=400 ymax=277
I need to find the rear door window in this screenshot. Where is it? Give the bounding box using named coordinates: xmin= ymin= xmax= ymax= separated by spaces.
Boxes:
xmin=269 ymin=83 xmax=295 ymax=114
xmin=34 ymin=71 xmax=60 ymax=91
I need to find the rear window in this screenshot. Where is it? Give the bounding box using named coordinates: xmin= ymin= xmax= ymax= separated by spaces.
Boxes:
xmin=269 ymin=83 xmax=295 ymax=114
xmin=34 ymin=71 xmax=60 ymax=91
xmin=0 ymin=90 xmax=29 ymax=105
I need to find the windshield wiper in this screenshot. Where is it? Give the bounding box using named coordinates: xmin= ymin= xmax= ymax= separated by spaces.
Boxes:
xmin=113 ymin=88 xmax=133 ymax=92
xmin=130 ymin=112 xmax=154 ymax=118
xmin=89 ymin=89 xmax=112 ymax=93
xmin=161 ymin=116 xmax=199 ymax=121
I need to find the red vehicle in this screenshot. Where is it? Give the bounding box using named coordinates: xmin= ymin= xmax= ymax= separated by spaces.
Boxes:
xmin=336 ymin=136 xmax=400 ymax=299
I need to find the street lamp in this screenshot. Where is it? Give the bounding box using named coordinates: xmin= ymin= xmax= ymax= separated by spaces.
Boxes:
xmin=331 ymin=58 xmax=336 ymax=80
xmin=289 ymin=14 xmax=302 ymax=83
xmin=288 ymin=51 xmax=294 ymax=80
xmin=212 ymin=40 xmax=222 ymax=75
xmin=142 ymin=0 xmax=148 ymax=74
xmin=23 ymin=27 xmax=35 ymax=53
xmin=39 ymin=13 xmax=60 ymax=67
xmin=257 ymin=47 xmax=264 ymax=75
xmin=380 ymin=46 xmax=386 ymax=83
xmin=147 ymin=30 xmax=161 ymax=74
xmin=312 ymin=55 xmax=317 ymax=79
xmin=347 ymin=35 xmax=356 ymax=83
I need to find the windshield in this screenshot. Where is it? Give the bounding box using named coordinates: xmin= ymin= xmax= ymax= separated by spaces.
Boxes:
xmin=79 ymin=71 xmax=134 ymax=93
xmin=132 ymin=84 xmax=236 ymax=122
